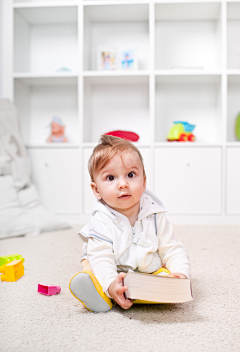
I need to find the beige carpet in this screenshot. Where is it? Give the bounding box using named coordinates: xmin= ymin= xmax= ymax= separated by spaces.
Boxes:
xmin=1 ymin=224 xmax=240 ymax=352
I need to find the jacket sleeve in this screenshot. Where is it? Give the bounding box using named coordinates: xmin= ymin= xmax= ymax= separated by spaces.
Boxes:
xmin=87 ymin=237 xmax=118 ymax=297
xmin=156 ymin=213 xmax=191 ymax=279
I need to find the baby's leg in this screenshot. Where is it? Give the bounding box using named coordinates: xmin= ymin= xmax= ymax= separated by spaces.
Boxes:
xmin=82 ymin=259 xmax=93 ymax=272
xmin=69 ymin=261 xmax=112 ymax=313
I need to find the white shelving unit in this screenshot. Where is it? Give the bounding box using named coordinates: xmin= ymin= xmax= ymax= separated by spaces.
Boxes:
xmin=2 ymin=0 xmax=240 ymax=224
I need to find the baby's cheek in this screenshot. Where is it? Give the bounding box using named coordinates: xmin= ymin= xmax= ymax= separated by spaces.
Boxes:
xmin=134 ymin=185 xmax=145 ymax=198
xmin=103 ymin=184 xmax=116 ymax=198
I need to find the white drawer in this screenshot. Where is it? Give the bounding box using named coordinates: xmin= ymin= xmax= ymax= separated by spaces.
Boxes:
xmin=226 ymin=148 xmax=240 ymax=215
xmin=83 ymin=147 xmax=152 ymax=215
xmin=154 ymin=147 xmax=221 ymax=214
xmin=28 ymin=148 xmax=81 ymax=213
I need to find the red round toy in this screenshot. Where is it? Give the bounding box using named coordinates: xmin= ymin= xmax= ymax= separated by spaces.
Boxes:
xmin=104 ymin=130 xmax=139 ymax=142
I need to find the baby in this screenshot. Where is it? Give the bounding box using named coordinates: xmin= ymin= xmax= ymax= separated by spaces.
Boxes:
xmin=69 ymin=135 xmax=191 ymax=313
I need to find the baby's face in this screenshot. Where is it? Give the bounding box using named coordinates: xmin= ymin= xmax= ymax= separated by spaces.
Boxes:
xmin=91 ymin=151 xmax=146 ymax=213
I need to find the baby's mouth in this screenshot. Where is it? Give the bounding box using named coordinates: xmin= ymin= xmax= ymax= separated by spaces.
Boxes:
xmin=118 ymin=194 xmax=131 ymax=200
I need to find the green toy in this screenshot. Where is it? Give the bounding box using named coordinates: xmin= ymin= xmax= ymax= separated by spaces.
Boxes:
xmin=0 ymin=254 xmax=25 ymax=267
xmin=235 ymin=113 xmax=240 ymax=141
xmin=167 ymin=121 xmax=196 ymax=142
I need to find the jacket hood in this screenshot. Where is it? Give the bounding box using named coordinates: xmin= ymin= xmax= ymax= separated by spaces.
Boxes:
xmin=91 ymin=188 xmax=167 ymax=223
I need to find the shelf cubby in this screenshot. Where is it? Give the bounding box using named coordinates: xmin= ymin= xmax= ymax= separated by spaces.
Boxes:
xmin=155 ymin=2 xmax=222 ymax=71
xmin=227 ymin=74 xmax=240 ymax=142
xmin=227 ymin=2 xmax=240 ymax=70
xmin=14 ymin=76 xmax=78 ymax=145
xmin=84 ymin=4 xmax=149 ymax=71
xmin=83 ymin=75 xmax=150 ymax=143
xmin=155 ymin=74 xmax=222 ymax=143
xmin=14 ymin=5 xmax=78 ymax=73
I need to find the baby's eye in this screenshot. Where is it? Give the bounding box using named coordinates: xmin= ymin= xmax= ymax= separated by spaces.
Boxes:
xmin=107 ymin=175 xmax=115 ymax=181
xmin=128 ymin=172 xmax=136 ymax=178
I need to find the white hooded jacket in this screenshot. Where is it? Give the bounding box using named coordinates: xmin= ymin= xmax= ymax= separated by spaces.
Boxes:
xmin=79 ymin=189 xmax=191 ymax=297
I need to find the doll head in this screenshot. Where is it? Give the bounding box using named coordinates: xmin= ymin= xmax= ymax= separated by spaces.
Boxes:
xmin=50 ymin=116 xmax=65 ymax=136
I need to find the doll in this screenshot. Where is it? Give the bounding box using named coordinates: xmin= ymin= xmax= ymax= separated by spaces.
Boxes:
xmin=47 ymin=116 xmax=67 ymax=143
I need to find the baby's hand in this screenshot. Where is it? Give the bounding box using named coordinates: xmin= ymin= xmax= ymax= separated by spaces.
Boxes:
xmin=108 ymin=273 xmax=133 ymax=310
xmin=168 ymin=273 xmax=187 ymax=279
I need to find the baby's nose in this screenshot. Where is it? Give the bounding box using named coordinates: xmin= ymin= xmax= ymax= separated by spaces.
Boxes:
xmin=118 ymin=179 xmax=128 ymax=189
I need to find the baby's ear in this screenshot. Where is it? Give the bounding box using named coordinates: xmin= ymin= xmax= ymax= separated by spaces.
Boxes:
xmin=90 ymin=182 xmax=102 ymax=200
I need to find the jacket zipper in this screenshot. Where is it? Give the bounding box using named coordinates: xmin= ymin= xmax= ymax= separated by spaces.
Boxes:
xmin=132 ymin=227 xmax=139 ymax=268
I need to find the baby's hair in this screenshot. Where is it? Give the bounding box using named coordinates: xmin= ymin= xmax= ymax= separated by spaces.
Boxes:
xmin=88 ymin=135 xmax=146 ymax=182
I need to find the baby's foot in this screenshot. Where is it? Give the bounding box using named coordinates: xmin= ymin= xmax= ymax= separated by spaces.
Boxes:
xmin=69 ymin=271 xmax=112 ymax=313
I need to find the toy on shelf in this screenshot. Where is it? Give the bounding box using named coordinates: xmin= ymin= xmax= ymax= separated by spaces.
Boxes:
xmin=98 ymin=47 xmax=117 ymax=71
xmin=235 ymin=112 xmax=240 ymax=141
xmin=38 ymin=284 xmax=61 ymax=296
xmin=0 ymin=259 xmax=24 ymax=282
xmin=104 ymin=130 xmax=139 ymax=142
xmin=121 ymin=50 xmax=137 ymax=70
xmin=56 ymin=67 xmax=72 ymax=72
xmin=167 ymin=121 xmax=196 ymax=142
xmin=0 ymin=254 xmax=25 ymax=267
xmin=47 ymin=116 xmax=68 ymax=143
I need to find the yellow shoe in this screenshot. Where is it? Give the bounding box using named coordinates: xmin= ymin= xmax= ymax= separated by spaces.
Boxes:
xmin=69 ymin=270 xmax=112 ymax=313
xmin=152 ymin=267 xmax=170 ymax=276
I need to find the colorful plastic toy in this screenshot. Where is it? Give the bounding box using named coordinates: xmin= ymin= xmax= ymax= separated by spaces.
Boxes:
xmin=38 ymin=284 xmax=61 ymax=296
xmin=0 ymin=259 xmax=24 ymax=282
xmin=0 ymin=254 xmax=25 ymax=267
xmin=167 ymin=121 xmax=196 ymax=142
xmin=104 ymin=130 xmax=139 ymax=142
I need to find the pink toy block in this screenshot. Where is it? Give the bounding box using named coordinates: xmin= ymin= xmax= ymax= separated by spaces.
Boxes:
xmin=38 ymin=284 xmax=61 ymax=296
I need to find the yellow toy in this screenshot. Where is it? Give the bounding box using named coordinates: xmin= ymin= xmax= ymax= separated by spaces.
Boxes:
xmin=0 ymin=259 xmax=24 ymax=282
